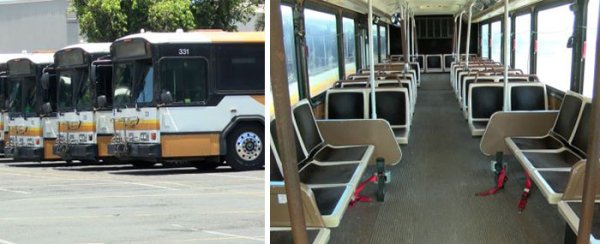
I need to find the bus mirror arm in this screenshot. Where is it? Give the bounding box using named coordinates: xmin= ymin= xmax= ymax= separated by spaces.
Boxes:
xmin=41 ymin=73 xmax=50 ymax=90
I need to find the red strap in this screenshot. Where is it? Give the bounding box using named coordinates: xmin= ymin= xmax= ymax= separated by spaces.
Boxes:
xmin=350 ymin=175 xmax=378 ymax=206
xmin=476 ymin=166 xmax=507 ymax=196
xmin=518 ymin=173 xmax=532 ymax=212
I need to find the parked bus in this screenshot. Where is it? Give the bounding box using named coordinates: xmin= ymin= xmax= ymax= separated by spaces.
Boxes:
xmin=107 ymin=31 xmax=265 ymax=170
xmin=269 ymin=0 xmax=600 ymax=243
xmin=4 ymin=53 xmax=58 ymax=161
xmin=0 ymin=54 xmax=25 ymax=155
xmin=51 ymin=43 xmax=116 ymax=163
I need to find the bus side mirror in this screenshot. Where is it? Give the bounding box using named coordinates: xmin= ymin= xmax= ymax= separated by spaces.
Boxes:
xmin=41 ymin=73 xmax=50 ymax=90
xmin=96 ymin=95 xmax=107 ymax=108
xmin=161 ymin=90 xmax=173 ymax=104
xmin=42 ymin=102 xmax=52 ymax=115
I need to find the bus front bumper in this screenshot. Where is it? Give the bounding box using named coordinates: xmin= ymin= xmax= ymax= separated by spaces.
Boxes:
xmin=108 ymin=143 xmax=161 ymax=159
xmin=53 ymin=143 xmax=98 ymax=161
xmin=13 ymin=147 xmax=43 ymax=161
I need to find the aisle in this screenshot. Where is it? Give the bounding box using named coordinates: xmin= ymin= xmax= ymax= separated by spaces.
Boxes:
xmin=331 ymin=73 xmax=565 ymax=243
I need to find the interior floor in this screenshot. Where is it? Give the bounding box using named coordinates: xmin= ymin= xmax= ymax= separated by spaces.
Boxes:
xmin=329 ymin=73 xmax=565 ymax=243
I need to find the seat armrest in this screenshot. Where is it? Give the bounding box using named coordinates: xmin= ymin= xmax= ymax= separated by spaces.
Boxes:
xmin=562 ymin=160 xmax=600 ymax=201
xmin=480 ymin=111 xmax=558 ymax=156
xmin=270 ymin=181 xmax=325 ymax=228
xmin=316 ymin=119 xmax=402 ymax=166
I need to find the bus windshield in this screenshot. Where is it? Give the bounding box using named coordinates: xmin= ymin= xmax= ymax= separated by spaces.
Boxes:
xmin=113 ymin=60 xmax=153 ymax=108
xmin=57 ymin=68 xmax=93 ymax=111
xmin=22 ymin=77 xmax=37 ymax=114
xmin=6 ymin=78 xmax=22 ymax=113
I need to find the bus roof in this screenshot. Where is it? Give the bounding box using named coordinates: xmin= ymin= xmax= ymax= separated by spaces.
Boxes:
xmin=7 ymin=53 xmax=54 ymax=65
xmin=58 ymin=43 xmax=111 ymax=55
xmin=0 ymin=54 xmax=27 ymax=64
xmin=115 ymin=31 xmax=265 ymax=45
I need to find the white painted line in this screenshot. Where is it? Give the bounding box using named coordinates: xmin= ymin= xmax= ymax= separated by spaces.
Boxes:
xmin=204 ymin=173 xmax=263 ymax=181
xmin=0 ymin=210 xmax=264 ymax=221
xmin=0 ymin=187 xmax=30 ymax=194
xmin=203 ymin=230 xmax=264 ymax=242
xmin=0 ymin=238 xmax=16 ymax=244
xmin=105 ymin=180 xmax=179 ymax=191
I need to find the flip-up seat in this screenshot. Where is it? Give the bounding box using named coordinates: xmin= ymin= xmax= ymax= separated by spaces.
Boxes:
xmin=270 ymin=181 xmax=353 ymax=228
xmin=270 ymin=119 xmax=364 ymax=188
xmin=292 ymin=100 xmax=374 ymax=165
xmin=270 ymin=227 xmax=330 ymax=244
xmin=506 ymin=92 xmax=585 ymax=151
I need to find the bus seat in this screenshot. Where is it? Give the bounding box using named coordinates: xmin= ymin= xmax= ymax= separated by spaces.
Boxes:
xmin=368 ymin=88 xmax=410 ymax=144
xmin=325 ymin=89 xmax=367 ymax=120
xmin=270 ymin=227 xmax=330 ymax=244
xmin=468 ymin=83 xmax=504 ymax=136
xmin=509 ymin=83 xmax=547 ymax=111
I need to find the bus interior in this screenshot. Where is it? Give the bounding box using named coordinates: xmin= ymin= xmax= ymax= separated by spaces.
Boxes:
xmin=270 ymin=0 xmax=600 ymax=243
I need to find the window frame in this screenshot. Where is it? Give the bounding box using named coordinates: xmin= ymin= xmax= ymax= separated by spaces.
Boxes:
xmin=157 ymin=56 xmax=210 ymax=107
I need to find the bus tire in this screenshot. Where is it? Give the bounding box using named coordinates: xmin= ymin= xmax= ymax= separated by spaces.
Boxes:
xmin=225 ymin=123 xmax=264 ymax=171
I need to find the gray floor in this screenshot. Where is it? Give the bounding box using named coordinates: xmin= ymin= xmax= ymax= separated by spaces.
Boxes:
xmin=330 ymin=73 xmax=566 ymax=243
xmin=0 ymin=160 xmax=264 ymax=243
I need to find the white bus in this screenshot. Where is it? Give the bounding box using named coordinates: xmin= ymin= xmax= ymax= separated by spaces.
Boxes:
xmin=107 ymin=31 xmax=265 ymax=170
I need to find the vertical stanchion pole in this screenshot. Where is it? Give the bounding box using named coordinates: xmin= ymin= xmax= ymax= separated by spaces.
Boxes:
xmin=577 ymin=2 xmax=600 ymax=243
xmin=465 ymin=3 xmax=473 ymax=69
xmin=457 ymin=11 xmax=464 ymax=63
xmin=502 ymin=0 xmax=509 ymax=111
xmin=270 ymin=1 xmax=308 ymax=243
xmin=368 ymin=0 xmax=377 ymax=119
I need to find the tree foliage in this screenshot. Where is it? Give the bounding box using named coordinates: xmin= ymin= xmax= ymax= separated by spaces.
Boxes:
xmin=71 ymin=0 xmax=261 ymax=42
xmin=191 ymin=0 xmax=256 ymax=31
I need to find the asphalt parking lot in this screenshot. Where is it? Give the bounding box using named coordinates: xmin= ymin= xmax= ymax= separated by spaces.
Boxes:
xmin=0 ymin=159 xmax=264 ymax=244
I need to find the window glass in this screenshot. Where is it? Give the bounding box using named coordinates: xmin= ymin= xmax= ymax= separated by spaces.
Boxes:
xmin=113 ymin=61 xmax=152 ymax=107
xmin=160 ymin=58 xmax=208 ymax=104
xmin=343 ymin=17 xmax=356 ymax=77
xmin=94 ymin=65 xmax=113 ymax=107
xmin=481 ymin=24 xmax=489 ymax=58
xmin=491 ymin=21 xmax=501 ymax=62
xmin=217 ymin=44 xmax=265 ymax=92
xmin=6 ymin=79 xmax=21 ymax=113
xmin=514 ymin=14 xmax=531 ymax=73
xmin=380 ymin=25 xmax=387 ymax=61
xmin=281 ymin=5 xmax=299 ymax=104
xmin=23 ymin=77 xmax=37 ymax=114
xmin=304 ymin=9 xmax=339 ymax=97
xmin=537 ymin=5 xmax=574 ymax=91
xmin=372 ymin=24 xmax=379 ymax=64
xmin=136 ymin=67 xmax=153 ymax=104
xmin=76 ymin=70 xmax=93 ymax=110
xmin=57 ymin=70 xmax=76 ymax=110
xmin=583 ymin=0 xmax=599 ymax=97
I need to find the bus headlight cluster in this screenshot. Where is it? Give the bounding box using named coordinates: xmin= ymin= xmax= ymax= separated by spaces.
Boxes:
xmin=140 ymin=132 xmax=149 ymax=141
xmin=79 ymin=134 xmax=86 ymax=143
xmin=27 ymin=138 xmax=34 ymax=146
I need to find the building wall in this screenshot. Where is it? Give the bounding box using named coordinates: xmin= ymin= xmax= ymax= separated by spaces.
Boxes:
xmin=0 ymin=0 xmax=80 ymax=53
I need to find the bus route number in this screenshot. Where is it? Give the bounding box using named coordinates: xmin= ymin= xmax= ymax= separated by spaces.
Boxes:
xmin=178 ymin=49 xmax=190 ymax=55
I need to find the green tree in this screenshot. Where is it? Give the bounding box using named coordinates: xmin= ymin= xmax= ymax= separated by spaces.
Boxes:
xmin=71 ymin=0 xmax=128 ymax=42
xmin=148 ymin=0 xmax=195 ymax=32
xmin=191 ymin=0 xmax=257 ymax=31
xmin=71 ymin=0 xmax=195 ymax=42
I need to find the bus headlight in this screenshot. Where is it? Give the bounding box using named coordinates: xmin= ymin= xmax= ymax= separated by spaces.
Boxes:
xmin=79 ymin=134 xmax=86 ymax=142
xmin=27 ymin=138 xmax=34 ymax=146
xmin=140 ymin=132 xmax=149 ymax=141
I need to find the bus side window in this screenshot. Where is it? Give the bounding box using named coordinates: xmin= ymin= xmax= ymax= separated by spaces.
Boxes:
xmin=216 ymin=44 xmax=265 ymax=93
xmin=95 ymin=65 xmax=113 ymax=108
xmin=159 ymin=58 xmax=208 ymax=104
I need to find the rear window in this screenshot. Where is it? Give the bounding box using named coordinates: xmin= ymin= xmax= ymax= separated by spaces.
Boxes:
xmin=216 ymin=44 xmax=265 ymax=93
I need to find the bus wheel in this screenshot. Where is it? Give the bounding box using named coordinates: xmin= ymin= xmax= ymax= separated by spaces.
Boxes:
xmin=226 ymin=124 xmax=264 ymax=171
xmin=131 ymin=161 xmax=156 ymax=168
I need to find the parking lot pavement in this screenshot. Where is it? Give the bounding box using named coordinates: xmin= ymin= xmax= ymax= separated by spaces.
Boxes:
xmin=0 ymin=159 xmax=265 ymax=244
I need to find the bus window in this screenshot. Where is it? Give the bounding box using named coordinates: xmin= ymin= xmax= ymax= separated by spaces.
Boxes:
xmin=372 ymin=24 xmax=379 ymax=64
xmin=583 ymin=0 xmax=599 ymax=97
xmin=514 ymin=14 xmax=531 ymax=73
xmin=490 ymin=21 xmax=501 ymax=62
xmin=217 ymin=44 xmax=265 ymax=92
xmin=343 ymin=17 xmax=356 ymax=77
xmin=281 ymin=5 xmax=299 ymax=103
xmin=380 ymin=25 xmax=387 ymax=61
xmin=481 ymin=24 xmax=489 ymax=59
xmin=159 ymin=58 xmax=208 ymax=104
xmin=304 ymin=8 xmax=339 ymax=97
xmin=537 ymin=4 xmax=574 ymax=92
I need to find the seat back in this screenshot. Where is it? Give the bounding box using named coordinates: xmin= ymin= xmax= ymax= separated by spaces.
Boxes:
xmin=325 ymin=89 xmax=366 ymax=119
xmin=425 ymin=54 xmax=442 ymax=72
xmin=509 ymin=83 xmax=547 ymax=111
xmin=462 ymin=76 xmax=495 ymax=107
xmin=270 ymin=119 xmax=306 ymax=169
xmin=444 ymin=54 xmax=454 ymax=70
xmin=571 ymin=102 xmax=592 ymax=157
xmin=551 ymin=92 xmax=585 ymax=142
xmin=469 ymin=83 xmax=504 ymax=119
xmin=293 ymin=100 xmax=325 ymax=156
xmin=369 ymin=88 xmax=409 ymax=127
